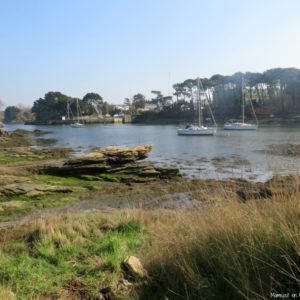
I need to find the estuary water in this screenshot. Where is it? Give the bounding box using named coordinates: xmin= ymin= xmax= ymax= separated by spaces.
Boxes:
xmin=5 ymin=123 xmax=300 ymax=181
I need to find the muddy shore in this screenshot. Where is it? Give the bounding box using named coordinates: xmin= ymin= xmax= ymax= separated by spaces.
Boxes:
xmin=0 ymin=128 xmax=299 ymax=225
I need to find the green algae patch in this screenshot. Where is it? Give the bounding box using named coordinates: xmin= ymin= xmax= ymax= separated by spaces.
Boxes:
xmin=35 ymin=175 xmax=90 ymax=186
xmin=0 ymin=155 xmax=33 ymax=164
xmin=98 ymin=173 xmax=123 ymax=183
xmin=36 ymin=174 xmax=104 ymax=191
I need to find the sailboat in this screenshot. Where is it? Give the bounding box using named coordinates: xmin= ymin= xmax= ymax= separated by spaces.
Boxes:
xmin=224 ymin=79 xmax=258 ymax=130
xmin=177 ymin=78 xmax=216 ymax=136
xmin=70 ymin=99 xmax=85 ymax=128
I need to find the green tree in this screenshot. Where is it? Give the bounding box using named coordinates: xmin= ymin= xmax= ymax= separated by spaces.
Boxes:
xmin=124 ymin=98 xmax=133 ymax=115
xmin=132 ymin=93 xmax=146 ymax=113
xmin=82 ymin=92 xmax=103 ymax=104
xmin=4 ymin=106 xmax=21 ymax=123
xmin=151 ymin=91 xmax=164 ymax=110
xmin=32 ymin=92 xmax=95 ymax=122
xmin=102 ymin=101 xmax=109 ymax=115
xmin=32 ymin=92 xmax=72 ymax=122
xmin=286 ymin=78 xmax=300 ymax=108
xmin=83 ymin=93 xmax=103 ymax=115
xmin=172 ymin=84 xmax=185 ymax=101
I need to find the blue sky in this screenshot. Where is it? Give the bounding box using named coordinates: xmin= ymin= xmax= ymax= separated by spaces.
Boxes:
xmin=1 ymin=0 xmax=300 ymax=107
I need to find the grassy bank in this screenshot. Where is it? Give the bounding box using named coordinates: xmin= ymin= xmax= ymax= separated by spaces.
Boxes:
xmin=0 ymin=213 xmax=146 ymax=299
xmin=0 ymin=190 xmax=299 ymax=299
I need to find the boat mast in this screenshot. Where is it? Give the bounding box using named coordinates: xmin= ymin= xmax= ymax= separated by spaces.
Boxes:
xmin=76 ymin=99 xmax=80 ymax=123
xmin=197 ymin=78 xmax=202 ymax=127
xmin=249 ymin=94 xmax=259 ymax=125
xmin=242 ymin=78 xmax=245 ymax=124
xmin=199 ymin=79 xmax=217 ymax=128
xmin=67 ymin=102 xmax=70 ymax=120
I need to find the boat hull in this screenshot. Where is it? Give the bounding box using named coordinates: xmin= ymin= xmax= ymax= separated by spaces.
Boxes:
xmin=70 ymin=123 xmax=85 ymax=128
xmin=177 ymin=127 xmax=215 ymax=135
xmin=223 ymin=123 xmax=257 ymax=130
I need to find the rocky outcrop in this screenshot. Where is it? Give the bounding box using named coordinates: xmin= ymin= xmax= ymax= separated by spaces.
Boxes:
xmin=40 ymin=145 xmax=180 ymax=182
xmin=86 ymin=145 xmax=153 ymax=163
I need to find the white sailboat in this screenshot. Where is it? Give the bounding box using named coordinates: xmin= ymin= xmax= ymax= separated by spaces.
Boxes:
xmin=70 ymin=99 xmax=85 ymax=128
xmin=224 ymin=79 xmax=258 ymax=131
xmin=177 ymin=78 xmax=216 ymax=136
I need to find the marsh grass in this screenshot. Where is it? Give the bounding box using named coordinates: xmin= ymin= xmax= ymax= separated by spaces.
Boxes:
xmin=0 ymin=213 xmax=145 ymax=299
xmin=133 ymin=192 xmax=300 ymax=299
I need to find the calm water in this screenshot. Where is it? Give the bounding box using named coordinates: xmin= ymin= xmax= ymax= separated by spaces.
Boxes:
xmin=5 ymin=123 xmax=300 ymax=181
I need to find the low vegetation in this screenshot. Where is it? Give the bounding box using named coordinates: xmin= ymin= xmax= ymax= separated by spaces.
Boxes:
xmin=137 ymin=196 xmax=300 ymax=299
xmin=0 ymin=185 xmax=299 ymax=299
xmin=0 ymin=214 xmax=145 ymax=299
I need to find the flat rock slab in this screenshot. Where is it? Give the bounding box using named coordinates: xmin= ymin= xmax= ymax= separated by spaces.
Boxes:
xmin=0 ymin=183 xmax=73 ymax=197
xmin=40 ymin=145 xmax=180 ymax=182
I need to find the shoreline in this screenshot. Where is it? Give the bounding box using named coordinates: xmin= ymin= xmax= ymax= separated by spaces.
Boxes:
xmin=3 ymin=126 xmax=300 ymax=182
xmin=0 ymin=128 xmax=298 ymax=222
xmin=0 ymin=128 xmax=299 ymax=299
xmin=13 ymin=113 xmax=300 ymax=126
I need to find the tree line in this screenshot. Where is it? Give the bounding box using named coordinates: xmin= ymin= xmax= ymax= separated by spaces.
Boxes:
xmin=31 ymin=92 xmax=105 ymax=123
xmin=3 ymin=92 xmax=123 ymax=123
xmin=129 ymin=67 xmax=300 ymax=122
xmin=171 ymin=67 xmax=300 ymax=119
xmin=3 ymin=67 xmax=300 ymax=123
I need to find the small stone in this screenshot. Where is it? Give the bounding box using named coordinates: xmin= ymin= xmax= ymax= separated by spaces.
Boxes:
xmin=122 ymin=256 xmax=148 ymax=280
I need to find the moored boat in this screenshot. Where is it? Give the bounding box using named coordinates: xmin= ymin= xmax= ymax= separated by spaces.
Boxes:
xmin=177 ymin=124 xmax=216 ymax=135
xmin=70 ymin=122 xmax=85 ymax=128
xmin=224 ymin=122 xmax=257 ymax=130
xmin=177 ymin=78 xmax=217 ymax=136
xmin=70 ymin=99 xmax=85 ymax=128
xmin=223 ymin=78 xmax=258 ymax=131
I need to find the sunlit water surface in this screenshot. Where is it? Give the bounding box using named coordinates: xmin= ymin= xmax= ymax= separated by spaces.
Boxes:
xmin=5 ymin=124 xmax=300 ymax=181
